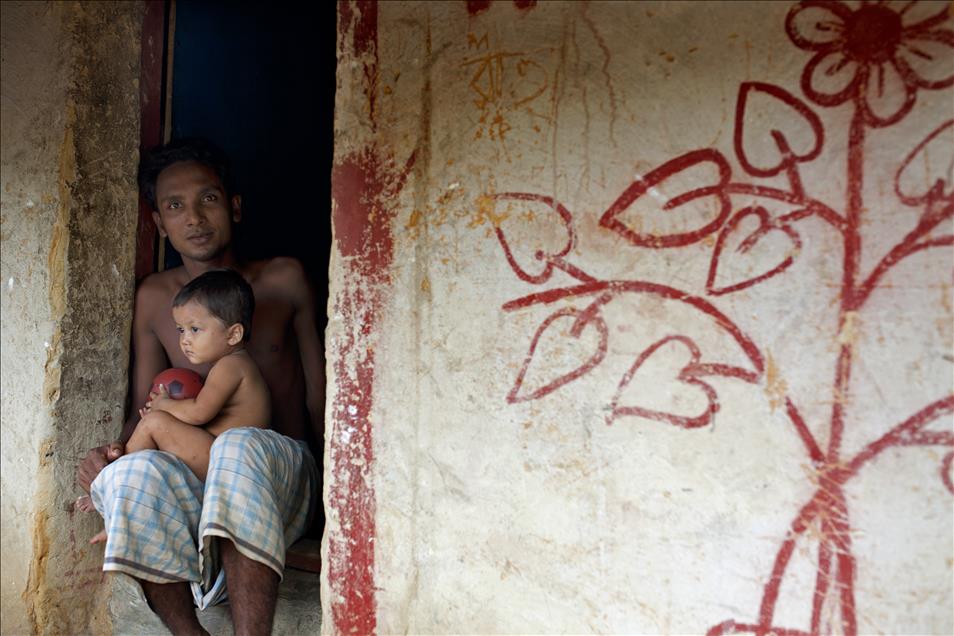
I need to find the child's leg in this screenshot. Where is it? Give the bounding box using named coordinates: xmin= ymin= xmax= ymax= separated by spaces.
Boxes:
xmin=130 ymin=411 xmax=217 ymax=481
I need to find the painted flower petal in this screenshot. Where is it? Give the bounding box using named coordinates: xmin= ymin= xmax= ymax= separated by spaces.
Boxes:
xmin=898 ymin=0 xmax=951 ymax=31
xmin=786 ymin=1 xmax=852 ymax=50
xmin=862 ymin=61 xmax=917 ymax=127
xmin=802 ymin=50 xmax=860 ymax=105
xmin=896 ymin=30 xmax=954 ymax=88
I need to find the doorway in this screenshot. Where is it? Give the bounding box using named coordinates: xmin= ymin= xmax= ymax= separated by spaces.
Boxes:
xmin=142 ymin=0 xmax=336 ymax=542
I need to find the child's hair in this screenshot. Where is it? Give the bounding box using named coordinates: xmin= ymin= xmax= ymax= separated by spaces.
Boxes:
xmin=173 ymin=269 xmax=255 ymax=342
xmin=138 ymin=137 xmax=234 ymax=210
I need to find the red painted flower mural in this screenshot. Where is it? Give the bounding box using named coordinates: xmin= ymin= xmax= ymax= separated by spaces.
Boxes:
xmin=787 ymin=0 xmax=954 ymax=126
xmin=490 ymin=1 xmax=953 ymax=634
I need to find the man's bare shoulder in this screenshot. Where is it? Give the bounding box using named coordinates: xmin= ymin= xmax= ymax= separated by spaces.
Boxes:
xmin=134 ymin=268 xmax=190 ymax=323
xmin=137 ymin=267 xmax=190 ymax=301
xmin=245 ymin=257 xmax=309 ymax=297
xmin=254 ymin=256 xmax=307 ymax=282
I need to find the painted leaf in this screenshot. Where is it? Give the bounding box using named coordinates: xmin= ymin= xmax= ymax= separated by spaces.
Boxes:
xmin=490 ymin=192 xmax=575 ymax=284
xmin=607 ymin=335 xmax=719 ymax=428
xmin=707 ymin=206 xmax=802 ymax=296
xmin=599 ymin=149 xmax=732 ymax=248
xmin=734 ymin=82 xmax=824 ymax=178
xmin=507 ymin=307 xmax=607 ymax=403
xmin=895 ymin=119 xmax=954 ymax=206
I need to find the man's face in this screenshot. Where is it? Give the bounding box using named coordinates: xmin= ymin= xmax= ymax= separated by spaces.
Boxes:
xmin=152 ymin=161 xmax=241 ymax=263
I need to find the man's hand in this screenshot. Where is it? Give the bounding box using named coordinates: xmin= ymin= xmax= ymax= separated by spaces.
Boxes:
xmin=76 ymin=442 xmax=125 ymax=493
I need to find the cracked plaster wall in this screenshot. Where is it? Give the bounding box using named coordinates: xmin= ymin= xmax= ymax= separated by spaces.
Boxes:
xmin=1 ymin=2 xmax=141 ymax=633
xmin=330 ymin=1 xmax=953 ymax=633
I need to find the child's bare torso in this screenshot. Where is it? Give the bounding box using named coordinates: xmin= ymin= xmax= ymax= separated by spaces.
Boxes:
xmin=205 ymin=350 xmax=271 ymax=436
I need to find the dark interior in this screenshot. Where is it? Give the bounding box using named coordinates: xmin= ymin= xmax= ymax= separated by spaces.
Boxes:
xmin=167 ymin=1 xmax=335 ymax=337
xmin=166 ymin=1 xmax=337 ymax=538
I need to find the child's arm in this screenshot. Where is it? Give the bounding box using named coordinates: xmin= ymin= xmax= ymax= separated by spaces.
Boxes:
xmin=150 ymin=357 xmax=242 ymax=425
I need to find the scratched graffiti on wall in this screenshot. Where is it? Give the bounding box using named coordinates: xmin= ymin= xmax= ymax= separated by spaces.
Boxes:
xmin=462 ymin=27 xmax=553 ymax=144
xmin=488 ymin=2 xmax=953 ymax=634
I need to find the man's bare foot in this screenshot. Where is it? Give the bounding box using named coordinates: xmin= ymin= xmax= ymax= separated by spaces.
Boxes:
xmin=90 ymin=529 xmax=107 ymax=544
xmin=75 ymin=495 xmax=96 ymax=512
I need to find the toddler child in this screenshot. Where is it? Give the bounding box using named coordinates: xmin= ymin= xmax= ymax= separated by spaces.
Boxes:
xmin=78 ymin=268 xmax=271 ymax=542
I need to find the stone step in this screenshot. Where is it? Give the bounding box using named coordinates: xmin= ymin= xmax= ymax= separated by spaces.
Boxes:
xmin=108 ymin=565 xmax=321 ymax=635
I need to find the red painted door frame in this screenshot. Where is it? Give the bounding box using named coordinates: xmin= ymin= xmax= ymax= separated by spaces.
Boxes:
xmin=329 ymin=2 xmax=385 ymax=634
xmin=135 ymin=0 xmax=167 ymax=279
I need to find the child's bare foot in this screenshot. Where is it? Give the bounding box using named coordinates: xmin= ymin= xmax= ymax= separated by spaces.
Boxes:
xmin=75 ymin=495 xmax=96 ymax=512
xmin=90 ymin=529 xmax=107 ymax=544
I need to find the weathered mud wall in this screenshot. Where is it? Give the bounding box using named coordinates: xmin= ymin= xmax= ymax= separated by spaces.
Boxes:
xmin=328 ymin=1 xmax=953 ymax=634
xmin=1 ymin=2 xmax=142 ymax=633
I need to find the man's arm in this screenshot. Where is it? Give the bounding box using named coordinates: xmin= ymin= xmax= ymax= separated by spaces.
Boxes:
xmin=122 ymin=282 xmax=171 ymax=441
xmin=76 ymin=280 xmax=169 ymax=492
xmin=286 ymin=259 xmax=326 ymax=442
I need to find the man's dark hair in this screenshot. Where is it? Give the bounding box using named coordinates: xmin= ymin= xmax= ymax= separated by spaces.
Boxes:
xmin=173 ymin=269 xmax=255 ymax=342
xmin=139 ymin=137 xmax=234 ymax=210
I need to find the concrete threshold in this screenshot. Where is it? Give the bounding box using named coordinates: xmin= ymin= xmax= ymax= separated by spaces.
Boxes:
xmin=108 ymin=567 xmax=321 ymax=635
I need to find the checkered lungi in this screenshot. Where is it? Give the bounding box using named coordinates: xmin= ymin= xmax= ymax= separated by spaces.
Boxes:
xmin=89 ymin=427 xmax=318 ymax=609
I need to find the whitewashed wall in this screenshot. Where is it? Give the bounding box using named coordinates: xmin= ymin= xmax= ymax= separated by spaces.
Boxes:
xmin=329 ymin=1 xmax=953 ymax=633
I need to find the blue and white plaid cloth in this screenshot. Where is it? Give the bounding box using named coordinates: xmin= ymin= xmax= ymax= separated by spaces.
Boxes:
xmin=90 ymin=427 xmax=318 ymax=609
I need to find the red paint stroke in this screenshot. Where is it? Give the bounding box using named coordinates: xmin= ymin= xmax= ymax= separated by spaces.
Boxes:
xmin=942 ymin=452 xmax=954 ymax=495
xmin=707 ymin=205 xmax=802 ymax=296
xmin=723 ymin=183 xmax=846 ymax=230
xmin=847 ymin=396 xmax=954 ymax=476
xmin=784 ymin=397 xmax=824 ymax=465
xmin=332 ymin=148 xmax=414 ymax=283
xmin=328 ymin=185 xmax=379 ymax=632
xmin=734 ymin=82 xmax=824 ymax=192
xmin=607 ymin=335 xmax=722 ymax=428
xmin=327 ymin=144 xmax=413 ymax=636
xmin=326 ymin=2 xmax=418 ymax=634
xmin=706 ymin=396 xmax=954 ymax=636
xmin=809 ymin=529 xmax=833 ymax=635
xmin=492 ymin=3 xmax=954 ymax=632
xmin=895 ymin=119 xmax=954 ymax=206
xmin=858 ymin=199 xmax=953 ymax=304
xmin=491 ymin=193 xmax=575 ymax=285
xmin=466 ymin=0 xmax=491 ymax=16
xmin=599 ymin=149 xmax=733 ymax=248
xmin=508 ymin=305 xmax=609 ymax=403
xmin=466 ymin=0 xmax=535 ymax=15
xmin=503 ymin=280 xmax=765 ymax=382
xmin=339 ymin=0 xmax=379 ymax=128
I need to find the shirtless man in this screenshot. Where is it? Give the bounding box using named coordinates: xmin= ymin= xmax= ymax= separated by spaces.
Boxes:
xmin=76 ymin=138 xmax=324 ymax=636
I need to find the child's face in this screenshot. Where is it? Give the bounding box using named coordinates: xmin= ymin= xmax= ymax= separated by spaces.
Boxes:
xmin=172 ymin=300 xmax=240 ymax=365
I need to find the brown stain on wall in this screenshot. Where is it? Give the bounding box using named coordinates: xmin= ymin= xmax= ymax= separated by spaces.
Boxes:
xmin=42 ymin=330 xmax=62 ymax=405
xmin=41 ymin=104 xmax=76 ymax=408
xmin=25 ymin=438 xmax=57 ymax=635
xmin=48 ymin=103 xmax=75 ymax=320
xmin=764 ymin=353 xmax=787 ymax=413
xmin=23 ymin=506 xmax=51 ymax=635
xmin=25 ymin=81 xmax=76 ymax=636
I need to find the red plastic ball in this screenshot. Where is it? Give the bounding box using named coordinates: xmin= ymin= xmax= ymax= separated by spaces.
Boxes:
xmin=150 ymin=368 xmax=204 ymax=400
